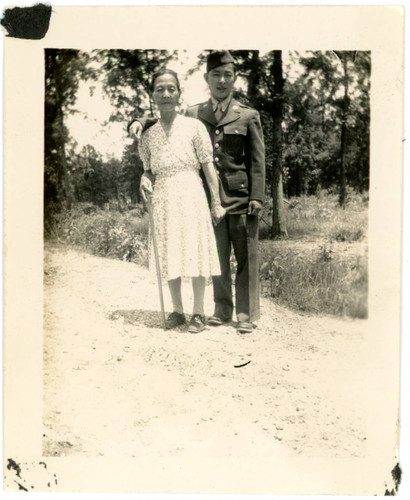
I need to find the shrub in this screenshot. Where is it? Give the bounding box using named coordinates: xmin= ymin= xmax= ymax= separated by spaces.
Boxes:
xmin=47 ymin=204 xmax=149 ymax=267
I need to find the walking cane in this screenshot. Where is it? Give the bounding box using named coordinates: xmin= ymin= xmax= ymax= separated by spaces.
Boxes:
xmin=146 ymin=193 xmax=167 ymax=330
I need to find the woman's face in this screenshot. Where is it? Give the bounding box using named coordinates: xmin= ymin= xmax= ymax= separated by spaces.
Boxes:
xmin=152 ymin=74 xmax=180 ymax=112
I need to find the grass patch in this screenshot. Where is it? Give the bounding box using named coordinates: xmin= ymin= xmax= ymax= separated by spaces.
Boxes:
xmin=259 ymin=242 xmax=368 ymax=318
xmin=258 ymin=191 xmax=368 ymax=318
xmin=260 ymin=190 xmax=368 ymax=242
xmin=45 ymin=203 xmax=149 ymax=267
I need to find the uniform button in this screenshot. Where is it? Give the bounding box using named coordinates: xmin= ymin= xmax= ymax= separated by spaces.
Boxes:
xmin=215 ymin=157 xmax=219 ymax=162
xmin=215 ymin=143 xmax=220 ymax=149
xmin=235 ymin=129 xmax=239 ymax=134
xmin=241 ymin=183 xmax=245 ymax=187
xmin=215 ymin=130 xmax=220 ymax=135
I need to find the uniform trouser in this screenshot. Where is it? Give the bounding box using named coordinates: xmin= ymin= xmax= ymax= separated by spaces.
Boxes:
xmin=212 ymin=214 xmax=260 ymax=323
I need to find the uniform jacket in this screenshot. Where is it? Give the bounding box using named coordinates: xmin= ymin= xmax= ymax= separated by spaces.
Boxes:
xmin=135 ymin=98 xmax=265 ymax=214
xmin=187 ymin=98 xmax=265 ymax=214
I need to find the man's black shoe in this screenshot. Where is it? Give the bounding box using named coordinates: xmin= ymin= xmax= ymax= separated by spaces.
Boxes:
xmin=207 ymin=315 xmax=231 ymax=326
xmin=236 ymin=321 xmax=254 ymax=334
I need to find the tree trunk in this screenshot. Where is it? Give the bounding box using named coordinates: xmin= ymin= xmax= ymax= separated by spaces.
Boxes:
xmin=131 ymin=183 xmax=139 ymax=205
xmin=339 ymin=55 xmax=349 ymax=207
xmin=53 ymin=57 xmax=73 ymax=210
xmin=247 ymin=50 xmax=260 ymax=105
xmin=74 ymin=183 xmax=81 ymax=202
xmin=270 ymin=51 xmax=288 ymax=238
xmin=114 ymin=182 xmax=122 ymax=212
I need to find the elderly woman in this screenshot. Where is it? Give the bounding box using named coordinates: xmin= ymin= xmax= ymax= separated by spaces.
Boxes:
xmin=138 ymin=69 xmax=225 ymax=334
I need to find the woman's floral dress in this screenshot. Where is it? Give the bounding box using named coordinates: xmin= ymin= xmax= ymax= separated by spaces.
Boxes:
xmin=139 ymin=114 xmax=221 ymax=280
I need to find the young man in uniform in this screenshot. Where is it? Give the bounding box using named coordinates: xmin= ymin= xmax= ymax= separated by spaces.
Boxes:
xmin=137 ymin=51 xmax=265 ymax=333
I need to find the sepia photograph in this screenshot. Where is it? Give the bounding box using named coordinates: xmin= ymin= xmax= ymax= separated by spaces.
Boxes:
xmin=3 ymin=5 xmax=405 ymax=495
xmin=43 ymin=47 xmax=371 ymax=458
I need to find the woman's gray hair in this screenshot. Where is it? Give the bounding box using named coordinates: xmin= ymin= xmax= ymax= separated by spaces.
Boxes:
xmin=150 ymin=69 xmax=181 ymax=93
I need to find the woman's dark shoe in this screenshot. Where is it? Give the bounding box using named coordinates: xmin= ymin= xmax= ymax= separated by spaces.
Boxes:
xmin=165 ymin=311 xmax=186 ymax=329
xmin=188 ymin=314 xmax=206 ymax=334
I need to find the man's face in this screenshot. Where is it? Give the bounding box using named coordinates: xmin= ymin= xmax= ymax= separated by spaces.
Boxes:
xmin=205 ymin=63 xmax=236 ymax=101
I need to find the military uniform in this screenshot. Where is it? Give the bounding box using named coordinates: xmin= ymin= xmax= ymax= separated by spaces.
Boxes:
xmin=187 ymin=98 xmax=265 ymax=323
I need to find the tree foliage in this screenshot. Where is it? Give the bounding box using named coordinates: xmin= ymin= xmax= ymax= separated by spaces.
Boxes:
xmin=44 ymin=49 xmax=174 ymax=227
xmin=282 ymin=51 xmax=370 ymax=198
xmin=224 ymin=50 xmax=371 ymax=201
xmin=44 ymin=49 xmax=96 ymax=213
xmin=44 ymin=49 xmax=370 ymax=237
xmin=96 ymin=49 xmax=177 ymax=123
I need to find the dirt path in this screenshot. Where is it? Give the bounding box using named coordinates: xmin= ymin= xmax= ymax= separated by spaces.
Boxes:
xmin=43 ymin=244 xmax=370 ymax=459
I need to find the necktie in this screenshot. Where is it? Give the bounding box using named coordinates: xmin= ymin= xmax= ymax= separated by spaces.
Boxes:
xmin=214 ymin=102 xmax=223 ymax=122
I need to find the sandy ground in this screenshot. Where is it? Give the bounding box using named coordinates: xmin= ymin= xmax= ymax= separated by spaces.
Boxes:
xmin=43 ymin=243 xmax=370 ymax=460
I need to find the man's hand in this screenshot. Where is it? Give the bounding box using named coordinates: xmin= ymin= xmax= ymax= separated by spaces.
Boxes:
xmin=140 ymin=173 xmax=153 ymax=204
xmin=248 ymin=200 xmax=263 ymax=216
xmin=129 ymin=121 xmax=143 ymax=140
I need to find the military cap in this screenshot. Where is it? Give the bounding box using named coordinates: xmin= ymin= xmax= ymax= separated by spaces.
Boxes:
xmin=206 ymin=50 xmax=236 ymax=73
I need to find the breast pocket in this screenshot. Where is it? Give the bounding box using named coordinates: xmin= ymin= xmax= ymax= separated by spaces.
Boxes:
xmin=223 ymin=125 xmax=247 ymax=156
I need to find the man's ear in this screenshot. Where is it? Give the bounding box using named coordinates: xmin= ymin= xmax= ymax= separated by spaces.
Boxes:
xmin=203 ymin=72 xmax=209 ymax=85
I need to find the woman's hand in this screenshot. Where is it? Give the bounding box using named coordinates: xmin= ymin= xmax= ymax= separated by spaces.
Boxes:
xmin=211 ymin=203 xmax=226 ymax=226
xmin=140 ymin=172 xmax=154 ymax=203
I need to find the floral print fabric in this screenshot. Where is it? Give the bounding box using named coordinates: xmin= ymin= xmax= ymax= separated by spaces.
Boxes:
xmin=139 ymin=114 xmax=221 ymax=280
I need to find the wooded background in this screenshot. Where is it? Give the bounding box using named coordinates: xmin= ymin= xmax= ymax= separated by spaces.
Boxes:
xmin=44 ymin=49 xmax=370 ymax=237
